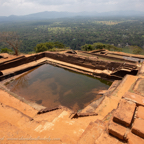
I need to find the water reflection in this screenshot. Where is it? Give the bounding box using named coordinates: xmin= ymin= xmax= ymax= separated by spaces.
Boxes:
xmin=7 ymin=64 xmax=111 ymax=111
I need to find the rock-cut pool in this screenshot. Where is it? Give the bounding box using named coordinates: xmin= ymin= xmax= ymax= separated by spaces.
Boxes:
xmin=6 ymin=64 xmax=111 ymax=111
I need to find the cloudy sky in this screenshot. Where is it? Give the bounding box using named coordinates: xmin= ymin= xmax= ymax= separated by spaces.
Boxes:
xmin=0 ymin=0 xmax=144 ymax=16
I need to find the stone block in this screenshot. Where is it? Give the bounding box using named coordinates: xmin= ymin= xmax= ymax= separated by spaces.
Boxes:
xmin=123 ymin=92 xmax=144 ymax=107
xmin=108 ymin=122 xmax=127 ymax=140
xmin=113 ymin=99 xmax=136 ymax=127
xmin=127 ymin=132 xmax=144 ymax=144
xmin=132 ymin=118 xmax=144 ymax=139
xmin=136 ymin=106 xmax=144 ymax=120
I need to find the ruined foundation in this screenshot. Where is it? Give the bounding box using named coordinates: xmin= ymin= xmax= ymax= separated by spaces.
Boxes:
xmin=0 ymin=50 xmax=144 ymax=144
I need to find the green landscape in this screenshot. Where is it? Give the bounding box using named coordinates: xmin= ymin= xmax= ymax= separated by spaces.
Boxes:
xmin=0 ymin=16 xmax=144 ymax=54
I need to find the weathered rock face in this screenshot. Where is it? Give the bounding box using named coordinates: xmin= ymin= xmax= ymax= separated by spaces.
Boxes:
xmin=0 ymin=54 xmax=45 ymax=71
xmin=65 ymin=50 xmax=77 ymax=54
xmin=0 ymin=53 xmax=9 ymax=59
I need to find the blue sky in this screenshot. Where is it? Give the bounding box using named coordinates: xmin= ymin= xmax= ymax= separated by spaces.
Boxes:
xmin=0 ymin=0 xmax=144 ymax=16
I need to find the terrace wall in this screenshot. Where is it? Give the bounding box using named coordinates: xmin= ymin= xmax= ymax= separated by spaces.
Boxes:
xmin=0 ymin=52 xmax=137 ymax=72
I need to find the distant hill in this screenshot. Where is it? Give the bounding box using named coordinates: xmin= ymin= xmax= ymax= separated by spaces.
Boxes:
xmin=100 ymin=10 xmax=144 ymax=16
xmin=0 ymin=11 xmax=144 ymax=22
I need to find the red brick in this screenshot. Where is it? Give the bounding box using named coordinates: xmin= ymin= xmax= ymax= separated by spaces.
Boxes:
xmin=137 ymin=106 xmax=144 ymax=120
xmin=95 ymin=132 xmax=119 ymax=144
xmin=127 ymin=132 xmax=144 ymax=144
xmin=123 ymin=92 xmax=144 ymax=106
xmin=132 ymin=118 xmax=144 ymax=138
xmin=108 ymin=122 xmax=127 ymax=140
xmin=113 ymin=99 xmax=136 ymax=127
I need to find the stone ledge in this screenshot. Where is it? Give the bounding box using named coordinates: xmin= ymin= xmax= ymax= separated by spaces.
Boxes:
xmin=95 ymin=132 xmax=119 ymax=144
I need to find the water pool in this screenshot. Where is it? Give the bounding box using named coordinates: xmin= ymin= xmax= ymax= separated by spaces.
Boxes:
xmin=7 ymin=64 xmax=111 ymax=111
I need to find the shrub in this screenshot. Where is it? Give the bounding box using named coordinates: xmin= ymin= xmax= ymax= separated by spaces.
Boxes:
xmin=0 ymin=48 xmax=13 ymax=53
xmin=35 ymin=43 xmax=48 ymax=53
xmin=34 ymin=41 xmax=66 ymax=53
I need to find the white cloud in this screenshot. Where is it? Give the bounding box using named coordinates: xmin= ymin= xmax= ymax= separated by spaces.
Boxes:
xmin=0 ymin=0 xmax=144 ymax=16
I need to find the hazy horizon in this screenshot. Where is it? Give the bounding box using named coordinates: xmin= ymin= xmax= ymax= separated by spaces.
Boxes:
xmin=0 ymin=0 xmax=144 ymax=16
xmin=1 ymin=10 xmax=144 ymax=17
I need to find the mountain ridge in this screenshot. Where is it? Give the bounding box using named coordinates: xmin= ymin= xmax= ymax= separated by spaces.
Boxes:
xmin=0 ymin=10 xmax=144 ymax=22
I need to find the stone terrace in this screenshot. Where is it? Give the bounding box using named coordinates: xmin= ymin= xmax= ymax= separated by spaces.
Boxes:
xmin=0 ymin=53 xmax=144 ymax=143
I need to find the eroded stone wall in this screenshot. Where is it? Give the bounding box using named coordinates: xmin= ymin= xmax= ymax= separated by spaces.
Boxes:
xmin=0 ymin=53 xmax=45 ymax=71
xmin=0 ymin=52 xmax=137 ymax=72
xmin=45 ymin=52 xmax=137 ymax=71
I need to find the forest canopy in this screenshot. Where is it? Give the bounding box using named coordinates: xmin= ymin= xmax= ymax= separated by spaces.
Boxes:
xmin=0 ymin=16 xmax=144 ymax=55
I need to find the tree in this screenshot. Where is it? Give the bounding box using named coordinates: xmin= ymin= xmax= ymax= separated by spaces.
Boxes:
xmin=132 ymin=46 xmax=143 ymax=54
xmin=45 ymin=42 xmax=54 ymax=49
xmin=81 ymin=44 xmax=94 ymax=51
xmin=34 ymin=41 xmax=66 ymax=53
xmin=93 ymin=43 xmax=105 ymax=49
xmin=35 ymin=43 xmax=48 ymax=53
xmin=0 ymin=32 xmax=22 ymax=55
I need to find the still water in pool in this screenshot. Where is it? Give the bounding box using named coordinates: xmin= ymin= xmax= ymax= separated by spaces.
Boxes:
xmin=7 ymin=64 xmax=111 ymax=111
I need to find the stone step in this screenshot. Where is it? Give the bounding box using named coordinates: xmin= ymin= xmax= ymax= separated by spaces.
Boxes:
xmin=0 ymin=103 xmax=33 ymax=126
xmin=108 ymin=121 xmax=127 ymax=140
xmin=80 ymin=80 xmax=121 ymax=114
xmin=123 ymin=92 xmax=144 ymax=107
xmin=126 ymin=132 xmax=144 ymax=144
xmin=0 ymin=121 xmax=42 ymax=144
xmin=0 ymin=102 xmax=79 ymax=143
xmin=0 ymin=103 xmax=43 ymax=138
xmin=113 ymin=99 xmax=136 ymax=127
xmin=0 ymin=102 xmax=64 ymax=143
xmin=104 ymin=80 xmax=121 ymax=97
xmin=0 ymin=105 xmax=63 ymax=143
xmin=33 ymin=108 xmax=65 ymax=122
xmin=132 ymin=118 xmax=144 ymax=139
xmin=0 ymin=89 xmax=38 ymax=118
xmin=77 ymin=120 xmax=106 ymax=144
xmin=95 ymin=132 xmax=122 ymax=144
